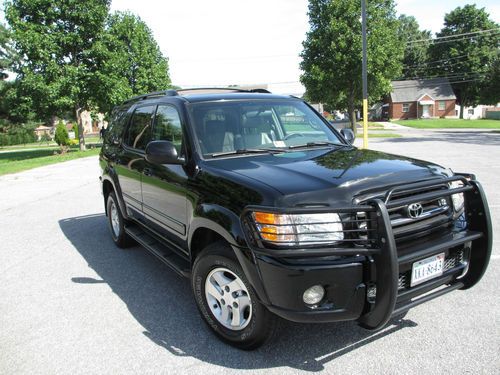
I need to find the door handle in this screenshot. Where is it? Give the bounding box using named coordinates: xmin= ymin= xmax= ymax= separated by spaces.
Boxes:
xmin=143 ymin=167 xmax=153 ymax=177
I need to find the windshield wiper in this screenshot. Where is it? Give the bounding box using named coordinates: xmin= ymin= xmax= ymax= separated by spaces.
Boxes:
xmin=210 ymin=148 xmax=287 ymax=158
xmin=287 ymin=141 xmax=352 ymax=149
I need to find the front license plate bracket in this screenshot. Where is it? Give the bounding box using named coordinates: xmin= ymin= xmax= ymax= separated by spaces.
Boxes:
xmin=411 ymin=252 xmax=445 ymax=287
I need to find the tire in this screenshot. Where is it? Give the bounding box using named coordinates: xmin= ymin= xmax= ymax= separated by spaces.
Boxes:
xmin=106 ymin=192 xmax=134 ymax=248
xmin=192 ymin=242 xmax=278 ymax=350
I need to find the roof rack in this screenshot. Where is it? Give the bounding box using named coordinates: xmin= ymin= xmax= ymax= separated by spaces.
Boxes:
xmin=121 ymin=87 xmax=272 ymax=105
xmin=122 ymin=89 xmax=179 ymax=104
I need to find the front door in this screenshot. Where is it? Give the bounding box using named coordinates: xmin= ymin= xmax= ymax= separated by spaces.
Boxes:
xmin=422 ymin=105 xmax=430 ymax=118
xmin=142 ymin=104 xmax=189 ymax=247
xmin=115 ymin=105 xmax=155 ymax=220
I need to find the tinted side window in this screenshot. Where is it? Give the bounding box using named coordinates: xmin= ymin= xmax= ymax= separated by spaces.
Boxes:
xmin=153 ymin=105 xmax=183 ymax=151
xmin=125 ymin=106 xmax=155 ymax=150
xmin=106 ymin=107 xmax=129 ymax=143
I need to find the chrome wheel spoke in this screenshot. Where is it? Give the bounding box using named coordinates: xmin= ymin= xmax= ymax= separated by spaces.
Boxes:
xmin=225 ymin=279 xmax=242 ymax=293
xmin=212 ymin=271 xmax=231 ymax=289
xmin=231 ymin=305 xmax=242 ymax=327
xmin=237 ymin=295 xmax=251 ymax=311
xmin=220 ymin=304 xmax=230 ymax=323
xmin=206 ymin=279 xmax=222 ymax=301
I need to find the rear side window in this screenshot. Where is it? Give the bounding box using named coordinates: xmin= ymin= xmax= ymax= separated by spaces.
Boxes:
xmin=125 ymin=106 xmax=155 ymax=150
xmin=106 ymin=107 xmax=129 ymax=143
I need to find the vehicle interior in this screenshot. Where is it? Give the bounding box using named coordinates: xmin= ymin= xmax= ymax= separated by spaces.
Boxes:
xmin=190 ymin=101 xmax=342 ymax=156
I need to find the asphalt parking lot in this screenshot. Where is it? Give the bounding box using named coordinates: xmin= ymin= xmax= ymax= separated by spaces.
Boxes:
xmin=1 ymin=129 xmax=499 ymax=374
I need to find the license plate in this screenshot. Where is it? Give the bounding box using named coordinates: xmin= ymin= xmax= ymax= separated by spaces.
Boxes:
xmin=410 ymin=253 xmax=445 ymax=287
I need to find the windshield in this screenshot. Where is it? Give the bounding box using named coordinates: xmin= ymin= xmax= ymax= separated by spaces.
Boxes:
xmin=188 ymin=100 xmax=344 ymax=157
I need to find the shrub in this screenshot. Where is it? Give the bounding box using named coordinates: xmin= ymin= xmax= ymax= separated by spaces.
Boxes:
xmin=54 ymin=121 xmax=69 ymax=146
xmin=72 ymin=123 xmax=79 ymax=140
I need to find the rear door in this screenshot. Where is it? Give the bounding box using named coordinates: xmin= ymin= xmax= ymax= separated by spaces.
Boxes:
xmin=141 ymin=104 xmax=189 ymax=245
xmin=115 ymin=105 xmax=155 ymax=220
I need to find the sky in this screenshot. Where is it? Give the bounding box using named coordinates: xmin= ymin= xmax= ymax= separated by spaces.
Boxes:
xmin=2 ymin=1 xmax=499 ymax=93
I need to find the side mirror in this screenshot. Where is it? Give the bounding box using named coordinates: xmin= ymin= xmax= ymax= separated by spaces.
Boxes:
xmin=340 ymin=128 xmax=356 ymax=144
xmin=145 ymin=140 xmax=184 ymax=165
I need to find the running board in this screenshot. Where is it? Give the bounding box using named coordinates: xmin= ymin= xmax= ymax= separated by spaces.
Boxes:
xmin=125 ymin=223 xmax=191 ymax=278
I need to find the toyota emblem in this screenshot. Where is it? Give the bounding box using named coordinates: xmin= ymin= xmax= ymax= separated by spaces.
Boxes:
xmin=407 ymin=203 xmax=423 ymax=218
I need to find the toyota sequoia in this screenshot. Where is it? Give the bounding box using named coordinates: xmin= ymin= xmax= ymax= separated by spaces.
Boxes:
xmin=99 ymin=88 xmax=492 ymax=349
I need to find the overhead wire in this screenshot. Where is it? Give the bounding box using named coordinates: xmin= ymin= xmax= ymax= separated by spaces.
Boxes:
xmin=403 ymin=55 xmax=468 ymax=68
xmin=407 ymin=28 xmax=500 ymax=44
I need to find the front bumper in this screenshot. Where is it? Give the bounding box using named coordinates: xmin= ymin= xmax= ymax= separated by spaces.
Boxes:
xmin=239 ymin=178 xmax=492 ymax=328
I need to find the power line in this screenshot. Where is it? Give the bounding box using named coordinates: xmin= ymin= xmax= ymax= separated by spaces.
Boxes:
xmin=403 ymin=54 xmax=468 ymax=68
xmin=400 ymin=71 xmax=485 ymax=80
xmin=405 ymin=59 xmax=468 ymax=71
xmin=448 ymin=78 xmax=487 ymax=84
xmin=407 ymin=28 xmax=500 ymax=44
xmin=428 ymin=32 xmax=500 ymax=46
xmin=396 ymin=73 xmax=486 ymax=83
xmin=392 ymin=75 xmax=487 ymax=89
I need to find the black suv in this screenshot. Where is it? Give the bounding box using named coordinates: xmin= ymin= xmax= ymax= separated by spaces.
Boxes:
xmin=99 ymin=88 xmax=492 ymax=349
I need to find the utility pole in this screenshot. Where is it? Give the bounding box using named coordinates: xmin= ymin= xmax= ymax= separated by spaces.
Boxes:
xmin=361 ymin=0 xmax=368 ymax=149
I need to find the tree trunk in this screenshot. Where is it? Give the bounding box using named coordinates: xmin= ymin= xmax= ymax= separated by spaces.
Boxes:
xmin=347 ymin=93 xmax=357 ymax=135
xmin=458 ymin=92 xmax=467 ymax=119
xmin=75 ymin=106 xmax=86 ymax=151
xmin=350 ymin=108 xmax=357 ymax=134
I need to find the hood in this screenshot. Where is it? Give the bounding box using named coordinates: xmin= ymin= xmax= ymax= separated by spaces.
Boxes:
xmin=204 ymin=147 xmax=450 ymax=206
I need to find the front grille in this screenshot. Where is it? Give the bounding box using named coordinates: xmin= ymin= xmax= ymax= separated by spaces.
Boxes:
xmin=398 ymin=248 xmax=464 ymax=290
xmin=387 ymin=184 xmax=454 ymax=243
xmin=443 ymin=249 xmax=464 ymax=270
xmin=398 ymin=274 xmax=408 ymax=290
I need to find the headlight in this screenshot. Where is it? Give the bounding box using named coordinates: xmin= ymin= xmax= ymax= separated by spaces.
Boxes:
xmin=252 ymin=211 xmax=343 ymax=246
xmin=449 ymin=180 xmax=465 ymax=212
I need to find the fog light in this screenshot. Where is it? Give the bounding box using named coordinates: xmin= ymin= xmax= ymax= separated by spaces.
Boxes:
xmin=303 ymin=285 xmax=325 ymax=305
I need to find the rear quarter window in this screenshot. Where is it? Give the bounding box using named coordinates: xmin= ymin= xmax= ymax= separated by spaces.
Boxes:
xmin=106 ymin=107 xmax=130 ymax=143
xmin=124 ymin=106 xmax=155 ymax=150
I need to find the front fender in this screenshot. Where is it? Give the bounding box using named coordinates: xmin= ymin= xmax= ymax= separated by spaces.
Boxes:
xmin=188 ymin=203 xmax=247 ymax=248
xmin=188 ymin=203 xmax=270 ymax=304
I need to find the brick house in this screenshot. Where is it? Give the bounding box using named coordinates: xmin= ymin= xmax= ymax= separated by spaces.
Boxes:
xmin=386 ymin=78 xmax=456 ymax=120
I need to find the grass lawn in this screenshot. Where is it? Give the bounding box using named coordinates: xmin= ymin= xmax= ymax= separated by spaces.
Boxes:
xmin=393 ymin=119 xmax=500 ymax=129
xmin=0 ymin=135 xmax=102 ymax=152
xmin=0 ymin=147 xmax=101 ymax=176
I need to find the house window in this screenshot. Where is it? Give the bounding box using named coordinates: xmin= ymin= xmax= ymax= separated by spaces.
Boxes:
xmin=402 ymin=103 xmax=410 ymax=113
xmin=468 ymin=109 xmax=474 ymax=115
xmin=438 ymin=101 xmax=446 ymax=110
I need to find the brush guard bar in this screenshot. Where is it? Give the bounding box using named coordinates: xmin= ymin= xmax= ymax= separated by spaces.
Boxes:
xmin=243 ymin=176 xmax=492 ymax=330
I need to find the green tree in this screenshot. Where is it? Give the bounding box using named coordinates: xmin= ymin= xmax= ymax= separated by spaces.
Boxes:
xmin=0 ymin=23 xmax=17 ymax=80
xmin=0 ymin=80 xmax=38 ymax=123
xmin=5 ymin=0 xmax=111 ymax=150
xmin=93 ymin=12 xmax=171 ymax=114
xmin=300 ymin=0 xmax=403 ymax=131
xmin=428 ymin=5 xmax=499 ymax=118
xmin=480 ymin=56 xmax=500 ymax=105
xmin=397 ymin=15 xmax=432 ymax=79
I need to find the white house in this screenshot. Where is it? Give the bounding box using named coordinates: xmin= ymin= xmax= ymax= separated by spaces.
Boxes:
xmin=455 ymin=104 xmax=500 ymax=120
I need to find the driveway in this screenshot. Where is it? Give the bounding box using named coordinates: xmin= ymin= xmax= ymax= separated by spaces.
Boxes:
xmin=1 ymin=133 xmax=499 ymax=374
